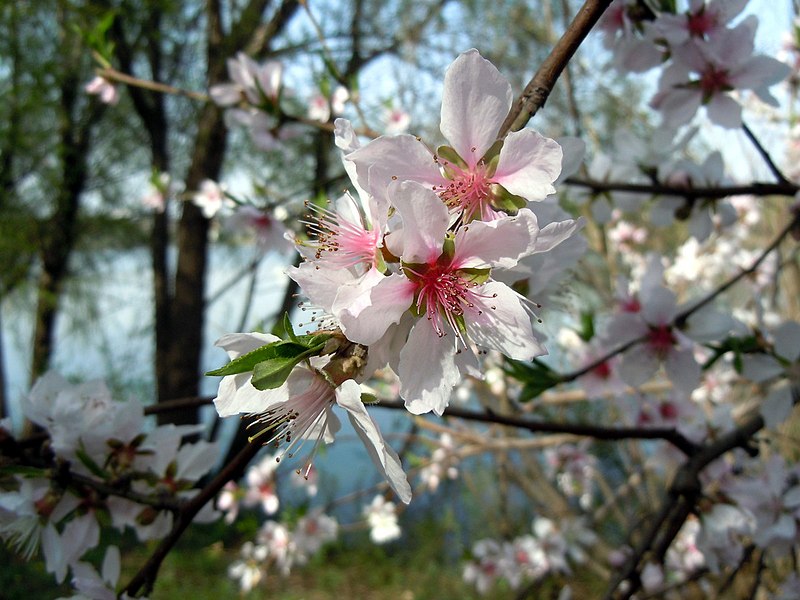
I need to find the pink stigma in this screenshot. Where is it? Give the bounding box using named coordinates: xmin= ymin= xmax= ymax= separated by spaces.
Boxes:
xmin=591 ymin=361 xmax=612 ymax=380
xmin=647 ymin=325 xmax=676 ymax=358
xmin=699 ymin=65 xmax=731 ymax=96
xmin=434 ymin=160 xmax=494 ymax=220
xmin=687 ymin=9 xmax=717 ymax=38
xmin=408 ymin=261 xmax=495 ymax=338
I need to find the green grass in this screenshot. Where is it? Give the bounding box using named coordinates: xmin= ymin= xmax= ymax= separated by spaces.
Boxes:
xmin=0 ymin=513 xmax=506 ymax=600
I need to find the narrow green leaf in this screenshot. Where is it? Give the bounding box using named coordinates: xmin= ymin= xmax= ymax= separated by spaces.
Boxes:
xmin=0 ymin=465 xmax=49 ymax=478
xmin=77 ymin=446 xmax=108 ymax=480
xmin=283 ymin=312 xmax=298 ymax=342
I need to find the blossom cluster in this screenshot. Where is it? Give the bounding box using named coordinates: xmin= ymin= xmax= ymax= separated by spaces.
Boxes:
xmin=0 ymin=372 xmax=219 ymax=598
xmin=227 ymin=512 xmax=338 ymax=593
xmin=463 ymin=517 xmax=595 ymax=595
xmin=599 ymin=0 xmax=789 ymax=129
xmin=210 ymin=49 xmax=583 ymax=504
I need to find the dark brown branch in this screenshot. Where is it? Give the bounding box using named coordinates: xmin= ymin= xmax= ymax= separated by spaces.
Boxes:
xmin=374 ymin=399 xmax=699 ymax=455
xmin=565 ymin=177 xmax=799 ymax=200
xmin=742 ymin=121 xmax=791 ymax=185
xmin=498 ymin=0 xmax=613 ymax=136
xmin=123 ymin=437 xmax=262 ymax=597
xmin=606 ymin=403 xmax=775 ymax=599
xmin=66 ymin=471 xmax=181 ymax=513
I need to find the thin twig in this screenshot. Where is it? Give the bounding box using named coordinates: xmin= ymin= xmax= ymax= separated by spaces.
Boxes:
xmin=742 ymin=121 xmax=791 ymax=185
xmin=98 ymin=67 xmax=209 ymax=102
xmin=558 ymin=211 xmax=800 ymax=384
xmin=498 ymin=0 xmax=613 ymax=136
xmin=374 ymin=399 xmax=699 ymax=455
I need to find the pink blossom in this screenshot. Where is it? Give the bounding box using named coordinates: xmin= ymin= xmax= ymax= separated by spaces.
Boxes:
xmin=347 ymin=49 xmax=562 ymax=222
xmin=209 ymin=53 xmax=282 ymax=107
xmin=85 ymin=76 xmax=119 ymax=105
xmin=191 ymin=179 xmax=232 ymax=218
xmin=382 ymin=106 xmax=410 ymax=134
xmin=651 ymin=20 xmax=790 ymax=129
xmin=335 ymin=181 xmax=569 ymax=415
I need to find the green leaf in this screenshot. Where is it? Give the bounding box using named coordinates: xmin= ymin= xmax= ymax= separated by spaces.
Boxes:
xmin=360 ymin=392 xmax=379 ymax=404
xmin=0 ymin=465 xmax=49 ymax=478
xmin=250 ymin=341 xmax=328 ymax=390
xmin=519 ymin=379 xmax=557 ymax=403
xmin=504 ymin=358 xmax=561 ymax=402
xmin=283 ymin=312 xmax=298 ymax=342
xmin=207 ymin=336 xmax=327 ymax=378
xmin=578 ymin=312 xmax=595 ymax=342
xmin=207 ymin=343 xmax=290 ymax=377
xmin=76 ymin=446 xmax=108 ymax=480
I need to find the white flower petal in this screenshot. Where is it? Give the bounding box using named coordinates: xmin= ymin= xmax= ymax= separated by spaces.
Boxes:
xmin=215 ymin=332 xmax=281 ymax=359
xmin=760 ymin=384 xmax=794 ymax=429
xmin=773 ymin=321 xmax=800 ymax=362
xmin=334 ymin=271 xmax=415 ymax=345
xmin=493 ymin=129 xmax=562 ymax=201
xmin=619 ymin=348 xmax=660 ymax=388
xmin=390 ymin=181 xmax=450 ymax=264
xmin=465 ymin=281 xmax=545 ymax=360
xmin=664 ymin=348 xmax=701 ymax=395
xmin=529 ymin=217 xmax=583 ymax=254
xmin=346 ymin=134 xmax=442 ymax=203
xmin=399 ymin=321 xmax=459 ymax=416
xmin=452 ymin=208 xmax=540 ymax=269
xmin=336 ymin=380 xmax=412 ymax=503
xmin=741 ymin=354 xmax=784 ymax=383
xmin=440 ymin=49 xmax=513 ymax=166
xmin=287 ymin=263 xmax=356 ymax=313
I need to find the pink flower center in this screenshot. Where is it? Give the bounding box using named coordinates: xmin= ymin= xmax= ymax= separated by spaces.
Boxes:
xmin=406 ymin=261 xmax=495 ymax=338
xmin=687 ymin=9 xmax=717 ymax=38
xmin=647 ymin=325 xmax=676 ymax=358
xmin=252 ymin=213 xmax=272 ymax=229
xmin=699 ymin=65 xmax=731 ymax=96
xmin=659 ymin=401 xmax=679 ymax=420
xmin=591 ymin=361 xmax=612 ymax=380
xmin=434 ymin=161 xmax=494 ymax=220
xmin=621 ymin=296 xmax=641 ymax=313
xmin=304 ymin=199 xmax=381 ymax=270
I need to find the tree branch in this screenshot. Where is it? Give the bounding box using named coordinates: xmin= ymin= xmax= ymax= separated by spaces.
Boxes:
xmin=565 ymin=177 xmax=799 ymax=200
xmin=122 ymin=437 xmax=262 ymax=597
xmin=498 ymin=0 xmax=613 ymax=136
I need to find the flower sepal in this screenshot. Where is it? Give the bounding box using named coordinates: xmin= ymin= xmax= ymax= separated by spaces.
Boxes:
xmin=437 ymin=145 xmax=468 ymax=173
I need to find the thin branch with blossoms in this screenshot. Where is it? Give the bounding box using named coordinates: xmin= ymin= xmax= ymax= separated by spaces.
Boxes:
xmin=557 ymin=209 xmax=800 ymax=385
xmin=122 ymin=436 xmax=262 ymax=597
xmin=376 ymin=399 xmax=700 ymax=455
xmin=605 ymin=389 xmax=797 ymax=600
